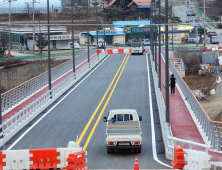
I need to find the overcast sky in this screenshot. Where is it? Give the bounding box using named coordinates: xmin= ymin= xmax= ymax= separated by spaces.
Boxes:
xmin=0 ymin=0 xmax=61 ymax=8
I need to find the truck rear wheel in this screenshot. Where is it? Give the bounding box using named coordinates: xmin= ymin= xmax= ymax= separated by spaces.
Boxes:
xmin=107 ymin=149 xmax=114 ymax=153
xmin=138 ymin=149 xmax=141 ymax=153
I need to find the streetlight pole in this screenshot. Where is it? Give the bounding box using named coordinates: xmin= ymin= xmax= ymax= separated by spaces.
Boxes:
xmin=165 ymin=0 xmax=170 ymax=123
xmin=150 ymin=0 xmax=154 ymax=61
xmin=96 ymin=5 xmax=99 ymax=59
xmin=204 ymin=0 xmax=206 ymax=51
xmin=171 ymin=5 xmax=173 ymax=51
xmin=47 ymin=0 xmax=52 ymax=95
xmin=87 ymin=0 xmax=90 ymax=67
xmin=0 ymin=75 xmax=2 ymax=134
xmin=158 ymin=0 xmax=161 ymax=89
xmin=38 ymin=10 xmax=42 ymax=55
xmin=154 ymin=2 xmax=157 ymax=72
xmin=31 ymin=0 xmax=39 ymax=54
xmin=103 ymin=0 xmax=105 ymax=52
xmin=71 ymin=0 xmax=75 ymax=73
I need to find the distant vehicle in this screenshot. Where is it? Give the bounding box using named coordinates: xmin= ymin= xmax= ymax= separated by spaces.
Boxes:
xmin=131 ymin=42 xmax=145 ymax=55
xmin=103 ymin=109 xmax=142 ymax=154
xmin=98 ymin=40 xmax=106 ymax=48
xmin=210 ymin=36 xmax=219 ymax=44
xmin=70 ymin=42 xmax=80 ymax=49
xmin=208 ymin=31 xmax=217 ymax=37
xmin=142 ymin=39 xmax=150 ymax=46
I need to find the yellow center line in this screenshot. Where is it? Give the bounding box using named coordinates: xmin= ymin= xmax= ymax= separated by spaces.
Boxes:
xmin=77 ymin=53 xmax=129 ymax=145
xmin=83 ymin=53 xmax=131 ymax=151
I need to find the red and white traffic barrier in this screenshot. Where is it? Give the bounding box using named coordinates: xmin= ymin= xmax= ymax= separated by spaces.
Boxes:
xmin=0 ymin=141 xmax=87 ymax=170
xmin=106 ymin=49 xmax=131 ymax=54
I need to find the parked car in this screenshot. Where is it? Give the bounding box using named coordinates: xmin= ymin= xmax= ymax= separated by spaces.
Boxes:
xmin=210 ymin=36 xmax=219 ymax=44
xmin=142 ymin=39 xmax=150 ymax=46
xmin=208 ymin=31 xmax=217 ymax=37
xmin=70 ymin=42 xmax=80 ymax=49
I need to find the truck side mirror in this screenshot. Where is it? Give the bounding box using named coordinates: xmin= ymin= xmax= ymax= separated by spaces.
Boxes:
xmin=139 ymin=116 xmax=142 ymax=121
xmin=103 ymin=117 xmax=107 ymax=122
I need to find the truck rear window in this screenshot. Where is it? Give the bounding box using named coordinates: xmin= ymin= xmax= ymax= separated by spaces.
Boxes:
xmin=115 ymin=114 xmax=133 ymax=121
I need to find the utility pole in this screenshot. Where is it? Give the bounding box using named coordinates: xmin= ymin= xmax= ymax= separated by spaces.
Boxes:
xmin=165 ymin=0 xmax=170 ymax=123
xmin=158 ymin=0 xmax=161 ymax=89
xmin=47 ymin=0 xmax=52 ymax=95
xmin=31 ymin=0 xmax=40 ymax=54
xmin=87 ymin=0 xmax=90 ymax=67
xmin=71 ymin=0 xmax=75 ymax=73
xmin=38 ymin=11 xmax=42 ymax=55
xmin=4 ymin=0 xmax=17 ymax=56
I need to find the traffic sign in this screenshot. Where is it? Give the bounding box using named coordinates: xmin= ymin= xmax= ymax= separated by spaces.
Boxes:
xmin=194 ymin=26 xmax=203 ymax=28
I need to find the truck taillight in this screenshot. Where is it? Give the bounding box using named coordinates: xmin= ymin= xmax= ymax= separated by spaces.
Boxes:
xmin=131 ymin=141 xmax=141 ymax=145
xmin=108 ymin=142 xmax=116 ymax=146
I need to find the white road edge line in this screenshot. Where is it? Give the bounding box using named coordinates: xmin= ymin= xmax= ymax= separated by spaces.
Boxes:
xmin=7 ymin=54 xmax=110 ymax=150
xmin=146 ymin=53 xmax=172 ymax=169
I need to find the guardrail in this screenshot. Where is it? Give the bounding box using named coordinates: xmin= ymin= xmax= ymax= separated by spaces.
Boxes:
xmin=0 ymin=49 xmax=86 ymax=114
xmin=148 ymin=49 xmax=214 ymax=156
xmin=0 ymin=52 xmax=107 ymax=138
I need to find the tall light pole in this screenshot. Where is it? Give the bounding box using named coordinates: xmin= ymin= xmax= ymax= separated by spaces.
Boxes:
xmin=30 ymin=0 xmax=40 ymax=54
xmin=150 ymin=0 xmax=154 ymax=61
xmin=87 ymin=0 xmax=90 ymax=67
xmin=158 ymin=0 xmax=161 ymax=89
xmin=47 ymin=0 xmax=52 ymax=95
xmin=0 ymin=74 xmax=2 ymax=134
xmin=71 ymin=0 xmax=75 ymax=73
xmin=3 ymin=0 xmax=17 ymax=56
xmin=154 ymin=2 xmax=157 ymax=72
xmin=165 ymin=0 xmax=170 ymax=123
xmin=103 ymin=0 xmax=105 ymax=52
xmin=203 ymin=0 xmax=206 ymax=51
xmin=96 ymin=4 xmax=99 ymax=59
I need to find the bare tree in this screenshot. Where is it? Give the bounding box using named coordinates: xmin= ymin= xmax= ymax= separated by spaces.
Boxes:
xmin=25 ymin=2 xmax=31 ymax=14
xmin=0 ymin=32 xmax=9 ymax=56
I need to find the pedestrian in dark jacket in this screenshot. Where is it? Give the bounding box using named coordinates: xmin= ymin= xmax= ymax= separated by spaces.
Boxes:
xmin=169 ymin=74 xmax=176 ymax=95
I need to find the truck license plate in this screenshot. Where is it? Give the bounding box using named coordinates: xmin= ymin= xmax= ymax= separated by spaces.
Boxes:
xmin=118 ymin=142 xmax=130 ymax=145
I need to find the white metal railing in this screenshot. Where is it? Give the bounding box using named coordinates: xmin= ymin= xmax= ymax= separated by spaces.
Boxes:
xmin=0 ymin=52 xmax=107 ymax=138
xmin=148 ymin=50 xmax=213 ymax=153
xmin=1 ymin=50 xmax=94 ymax=114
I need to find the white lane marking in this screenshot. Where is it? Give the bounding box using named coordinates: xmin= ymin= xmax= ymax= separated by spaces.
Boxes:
xmin=146 ymin=54 xmax=172 ymax=169
xmin=7 ymin=54 xmax=110 ymax=150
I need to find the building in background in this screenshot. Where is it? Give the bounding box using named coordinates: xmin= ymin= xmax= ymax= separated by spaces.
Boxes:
xmin=105 ymin=0 xmax=151 ymax=17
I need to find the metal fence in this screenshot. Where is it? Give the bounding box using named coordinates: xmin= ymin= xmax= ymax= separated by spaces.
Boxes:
xmin=161 ymin=49 xmax=222 ymax=151
xmin=0 ymin=51 xmax=107 ymax=138
xmin=1 ymin=49 xmax=89 ymax=113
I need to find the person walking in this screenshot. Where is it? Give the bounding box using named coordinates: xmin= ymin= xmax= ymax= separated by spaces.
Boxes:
xmin=169 ymin=74 xmax=176 ymax=95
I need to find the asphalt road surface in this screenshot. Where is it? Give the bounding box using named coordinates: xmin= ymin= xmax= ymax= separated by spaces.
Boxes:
xmin=4 ymin=53 xmax=171 ymax=169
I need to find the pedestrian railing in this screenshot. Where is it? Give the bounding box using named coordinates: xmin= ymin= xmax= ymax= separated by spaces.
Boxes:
xmin=1 ymin=49 xmax=88 ymax=114
xmin=148 ymin=49 xmax=213 ymax=155
xmin=0 ymin=52 xmax=107 ymax=138
xmin=0 ymin=49 xmax=85 ymax=62
xmin=158 ymin=48 xmax=222 ymax=151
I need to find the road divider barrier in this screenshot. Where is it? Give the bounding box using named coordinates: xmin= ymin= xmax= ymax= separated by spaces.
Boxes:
xmin=171 ymin=145 xmax=185 ymax=169
xmin=0 ymin=141 xmax=87 ymax=170
xmin=184 ymin=150 xmax=211 ymax=170
xmin=134 ymin=156 xmax=139 ymax=170
xmin=96 ymin=49 xmax=104 ymax=54
xmin=106 ymin=49 xmax=132 ymax=54
xmin=66 ymin=151 xmax=88 ymax=170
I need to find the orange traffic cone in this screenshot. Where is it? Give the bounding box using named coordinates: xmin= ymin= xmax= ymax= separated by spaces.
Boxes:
xmin=134 ymin=156 xmax=139 ymax=170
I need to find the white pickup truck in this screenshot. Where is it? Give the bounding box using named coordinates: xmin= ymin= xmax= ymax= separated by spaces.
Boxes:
xmin=103 ymin=109 xmax=142 ymax=154
xmin=131 ymin=42 xmax=145 ymax=55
